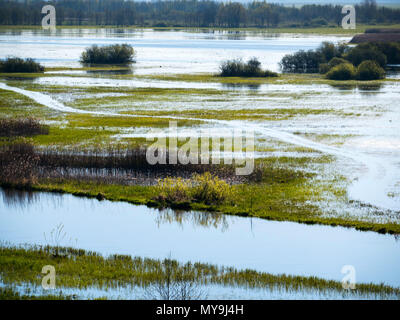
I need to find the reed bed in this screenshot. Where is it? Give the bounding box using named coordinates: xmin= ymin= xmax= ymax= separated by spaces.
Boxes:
xmin=0 ymin=118 xmax=49 ymax=137
xmin=0 ymin=142 xmax=267 ymax=187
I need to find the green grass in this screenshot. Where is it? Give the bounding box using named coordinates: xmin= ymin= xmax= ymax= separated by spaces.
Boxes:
xmin=19 ymin=158 xmax=399 ymax=235
xmin=139 ymin=72 xmax=399 ymax=86
xmin=1 ymin=245 xmax=398 ymax=299
xmin=1 ymin=69 xmax=399 ymax=234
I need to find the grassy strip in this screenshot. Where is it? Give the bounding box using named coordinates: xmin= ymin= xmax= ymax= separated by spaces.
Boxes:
xmin=3 ymin=68 xmax=399 ymax=86
xmin=1 ymin=245 xmax=398 ymax=299
xmin=13 ymin=176 xmax=398 ymax=235
xmin=137 ymin=72 xmax=398 ymax=86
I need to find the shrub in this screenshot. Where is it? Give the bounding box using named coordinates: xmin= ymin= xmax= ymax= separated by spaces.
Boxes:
xmin=326 ymin=63 xmax=356 ymax=80
xmin=319 ymin=63 xmax=330 ymax=74
xmin=328 ymin=57 xmax=349 ymax=68
xmin=80 ymin=44 xmax=135 ymax=64
xmin=319 ymin=57 xmax=349 ymax=74
xmin=191 ymin=172 xmax=232 ymax=205
xmin=279 ymin=49 xmax=322 ymax=73
xmin=280 ymin=42 xmax=350 ymax=74
xmin=356 ymin=60 xmax=385 ymax=80
xmin=219 ymin=58 xmax=278 ymax=77
xmin=155 ymin=177 xmax=192 ymax=203
xmin=345 ymin=43 xmax=387 ymax=67
xmin=0 ymin=57 xmax=44 ymax=73
xmin=373 ymin=42 xmax=400 ymax=64
xmin=315 ymin=42 xmax=349 ymax=63
xmin=155 ymin=172 xmax=232 ymax=206
xmin=0 ymin=118 xmax=49 ymax=137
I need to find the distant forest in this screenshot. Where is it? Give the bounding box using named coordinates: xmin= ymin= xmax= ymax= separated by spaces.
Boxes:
xmin=1 ymin=0 xmax=400 ymax=28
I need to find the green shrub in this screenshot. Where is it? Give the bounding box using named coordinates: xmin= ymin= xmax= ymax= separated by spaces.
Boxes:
xmin=316 ymin=42 xmax=349 ymax=62
xmin=356 ymin=60 xmax=385 ymax=80
xmin=280 ymin=42 xmax=350 ymax=74
xmin=326 ymin=63 xmax=356 ymax=80
xmin=155 ymin=172 xmax=232 ymax=206
xmin=319 ymin=57 xmax=349 ymax=74
xmin=0 ymin=57 xmax=44 ymax=73
xmin=155 ymin=177 xmax=191 ymax=203
xmin=373 ymin=42 xmax=400 ymax=64
xmin=80 ymin=44 xmax=135 ymax=64
xmin=191 ymin=172 xmax=232 ymax=205
xmin=345 ymin=43 xmax=387 ymax=67
xmin=279 ymin=49 xmax=322 ymax=73
xmin=319 ymin=63 xmax=330 ymax=74
xmin=328 ymin=57 xmax=349 ymax=68
xmin=219 ymin=58 xmax=278 ymax=77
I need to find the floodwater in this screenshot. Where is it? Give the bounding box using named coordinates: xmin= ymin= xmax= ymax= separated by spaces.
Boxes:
xmin=1 ymin=80 xmax=400 ymax=212
xmin=0 ymin=29 xmax=399 ymax=211
xmin=1 ymin=28 xmax=400 ymax=298
xmin=0 ymin=28 xmax=351 ymax=73
xmin=1 ymin=188 xmax=400 ymax=287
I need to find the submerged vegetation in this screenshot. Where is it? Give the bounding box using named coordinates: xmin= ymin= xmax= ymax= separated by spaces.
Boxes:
xmin=80 ymin=44 xmax=135 ymax=64
xmin=1 ymin=245 xmax=399 ymax=300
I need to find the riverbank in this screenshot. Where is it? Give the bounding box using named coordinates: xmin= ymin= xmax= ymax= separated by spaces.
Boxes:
xmin=2 ymin=179 xmax=396 ymax=235
xmin=1 ymin=245 xmax=399 ymax=300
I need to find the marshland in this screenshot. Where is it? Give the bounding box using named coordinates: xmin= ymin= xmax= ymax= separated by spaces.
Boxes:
xmin=1 ymin=3 xmax=400 ymax=300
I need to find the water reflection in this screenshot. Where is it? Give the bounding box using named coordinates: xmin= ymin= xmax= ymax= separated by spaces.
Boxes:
xmin=222 ymin=83 xmax=261 ymax=91
xmin=329 ymin=83 xmax=384 ymax=94
xmin=85 ymin=67 xmax=134 ymax=75
xmin=155 ymin=208 xmax=229 ymax=231
xmin=1 ymin=187 xmax=400 ymax=286
xmin=0 ymin=187 xmax=228 ymax=229
xmin=0 ymin=188 xmax=39 ymax=209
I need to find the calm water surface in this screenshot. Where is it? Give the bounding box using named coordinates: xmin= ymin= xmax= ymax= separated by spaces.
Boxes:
xmin=1 ymin=188 xmax=399 ymax=287
xmin=0 ymin=28 xmax=351 ymax=73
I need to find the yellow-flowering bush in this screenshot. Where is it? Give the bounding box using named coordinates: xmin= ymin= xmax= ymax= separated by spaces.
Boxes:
xmin=155 ymin=172 xmax=232 ymax=206
xmin=155 ymin=177 xmax=192 ymax=203
xmin=192 ymin=172 xmax=232 ymax=205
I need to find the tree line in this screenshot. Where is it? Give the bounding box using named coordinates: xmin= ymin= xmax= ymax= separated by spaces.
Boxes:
xmin=1 ymin=0 xmax=400 ymax=28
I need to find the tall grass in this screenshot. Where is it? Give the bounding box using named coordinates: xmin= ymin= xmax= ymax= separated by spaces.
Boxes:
xmin=0 ymin=57 xmax=44 ymax=73
xmin=0 ymin=142 xmax=39 ymax=187
xmin=0 ymin=118 xmax=49 ymax=137
xmin=155 ymin=173 xmax=233 ymax=206
xmin=80 ymin=44 xmax=135 ymax=64
xmin=0 ymin=142 xmax=261 ymax=187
